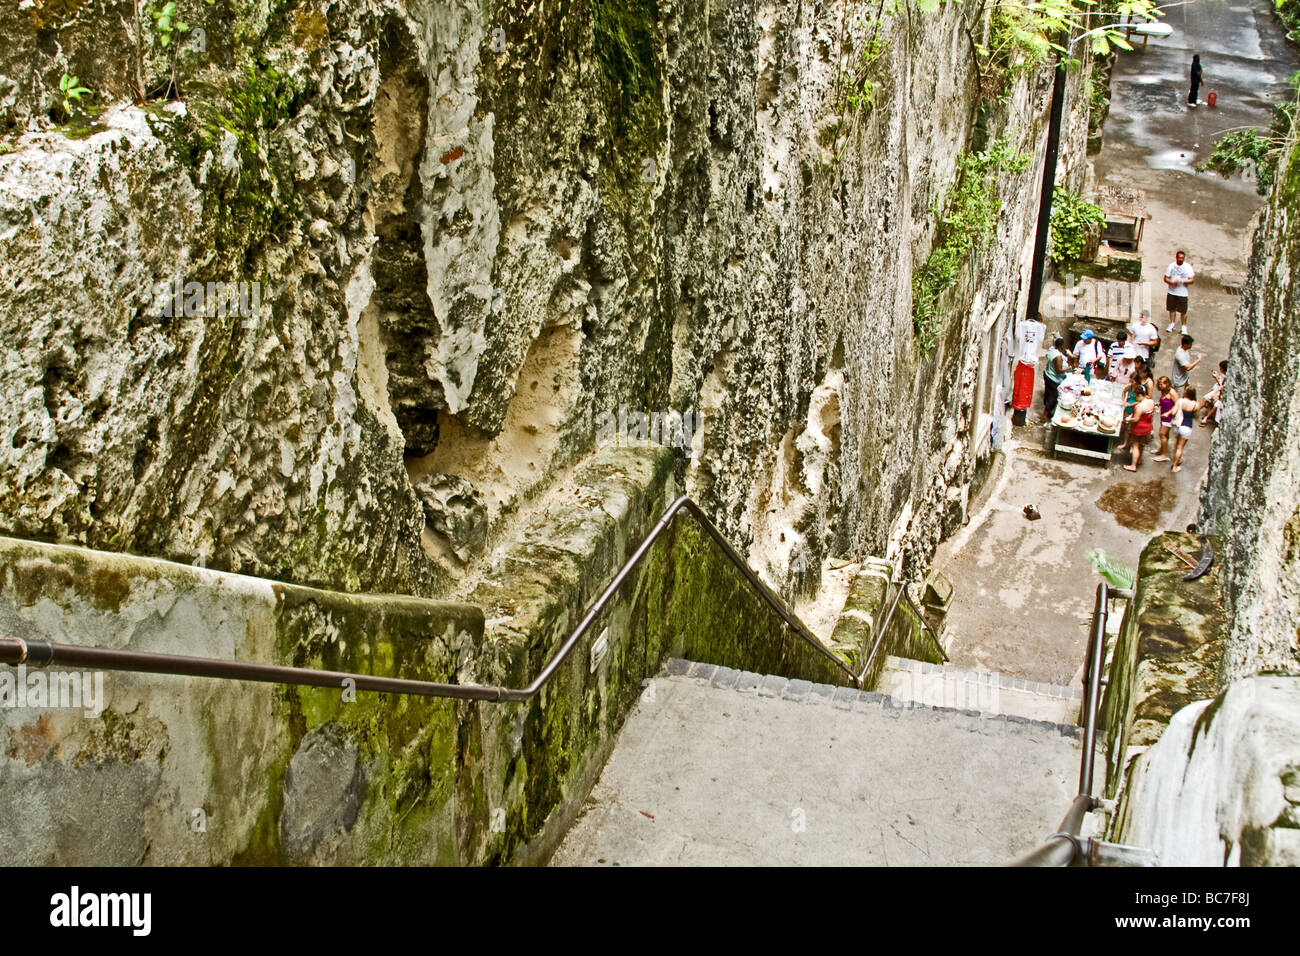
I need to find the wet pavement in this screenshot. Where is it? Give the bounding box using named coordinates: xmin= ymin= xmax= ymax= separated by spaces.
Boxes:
xmin=935 ymin=0 xmax=1296 ymax=686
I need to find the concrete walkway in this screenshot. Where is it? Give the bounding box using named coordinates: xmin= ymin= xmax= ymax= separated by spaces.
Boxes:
xmin=936 ymin=0 xmax=1296 ymax=686
xmin=551 ymin=662 xmax=1081 ymax=866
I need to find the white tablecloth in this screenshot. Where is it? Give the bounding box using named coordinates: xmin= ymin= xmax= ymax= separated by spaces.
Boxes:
xmin=1052 ymin=374 xmax=1124 ymax=436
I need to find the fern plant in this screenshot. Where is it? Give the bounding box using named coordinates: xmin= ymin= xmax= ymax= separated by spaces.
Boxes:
xmin=912 ymin=137 xmax=1031 ymax=352
xmin=1087 ymin=549 xmax=1135 ymax=590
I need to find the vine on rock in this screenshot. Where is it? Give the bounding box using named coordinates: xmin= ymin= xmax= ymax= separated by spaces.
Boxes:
xmin=912 ymin=136 xmax=1030 ymax=354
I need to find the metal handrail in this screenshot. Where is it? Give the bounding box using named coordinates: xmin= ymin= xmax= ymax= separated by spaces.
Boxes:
xmin=857 ymin=579 xmax=948 ymax=685
xmin=904 ymin=589 xmax=950 ymax=664
xmin=0 ymin=495 xmax=858 ymax=701
xmin=1012 ymin=581 xmax=1146 ymax=866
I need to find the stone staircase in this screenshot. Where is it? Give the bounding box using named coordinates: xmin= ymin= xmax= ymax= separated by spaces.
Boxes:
xmin=876 ymin=655 xmax=1083 ymax=725
xmin=550 ymin=659 xmax=1086 ymax=866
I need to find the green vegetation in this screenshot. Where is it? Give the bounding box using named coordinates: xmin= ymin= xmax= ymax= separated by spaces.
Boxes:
xmin=169 ymin=62 xmax=299 ymax=262
xmin=1086 ymin=68 xmax=1111 ymax=138
xmin=1198 ymin=76 xmax=1298 ymax=195
xmin=836 ymin=26 xmax=889 ymax=116
xmin=1199 ymin=129 xmax=1278 ymax=195
xmin=149 ymin=1 xmax=191 ymax=48
xmin=1049 ymin=187 xmax=1105 ymax=263
xmin=129 ymin=0 xmax=213 ymax=101
xmin=983 ymin=1 xmax=1053 ymax=85
xmin=1277 ymin=0 xmax=1300 ymax=45
xmin=912 ymin=136 xmax=1030 ymax=353
xmin=957 ymin=0 xmax=1164 ymax=97
xmin=592 ymin=0 xmax=662 ymax=183
xmin=148 ymin=0 xmax=193 ymax=97
xmin=1086 ymin=549 xmax=1134 ymax=590
xmin=57 ymin=73 xmax=92 ymax=120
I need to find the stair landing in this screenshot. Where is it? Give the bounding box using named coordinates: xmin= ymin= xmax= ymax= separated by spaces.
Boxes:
xmin=551 ymin=660 xmax=1082 ymax=866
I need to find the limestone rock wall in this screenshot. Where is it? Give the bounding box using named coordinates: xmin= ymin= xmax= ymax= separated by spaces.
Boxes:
xmin=1112 ymin=675 xmax=1300 ymax=867
xmin=0 ymin=534 xmax=483 ymax=865
xmin=0 ymin=1 xmax=1089 ymax=604
xmin=1200 ymin=134 xmax=1300 ymax=681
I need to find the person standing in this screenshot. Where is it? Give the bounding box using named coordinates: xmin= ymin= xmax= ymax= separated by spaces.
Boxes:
xmin=1171 ymin=334 xmax=1204 ymax=389
xmin=1107 ymin=329 xmax=1130 ymax=369
xmin=1044 ymin=336 xmax=1068 ymax=419
xmin=1013 ymin=312 xmax=1047 ymax=423
xmin=1131 ymin=310 xmax=1159 ymax=364
xmin=1124 ymin=392 xmax=1157 ymax=471
xmin=1072 ymin=329 xmax=1107 ymax=379
xmin=1133 ymin=358 xmax=1155 ymax=400
xmin=1116 ymin=379 xmax=1141 ymax=454
xmin=1170 ymin=387 xmax=1205 ymax=473
xmin=1152 ymin=376 xmax=1179 ymax=462
xmin=1164 ymin=250 xmax=1195 ymax=334
xmin=1189 ymin=54 xmax=1203 ymax=107
xmin=1109 ymin=345 xmax=1137 ymax=391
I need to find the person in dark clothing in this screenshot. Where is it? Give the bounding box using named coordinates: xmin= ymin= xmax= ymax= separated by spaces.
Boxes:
xmin=1189 ymin=54 xmax=1202 ymax=107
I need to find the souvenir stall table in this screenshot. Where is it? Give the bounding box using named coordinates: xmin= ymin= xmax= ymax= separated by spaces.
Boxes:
xmin=1050 ymin=373 xmax=1125 ymax=466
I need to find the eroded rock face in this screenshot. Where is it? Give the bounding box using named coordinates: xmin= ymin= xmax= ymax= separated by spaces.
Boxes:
xmin=1201 ymin=133 xmax=1300 ymax=681
xmin=1114 ymin=676 xmax=1300 ymax=866
xmin=0 ymin=1 xmax=1092 ymax=603
xmin=414 ymin=473 xmax=487 ymax=562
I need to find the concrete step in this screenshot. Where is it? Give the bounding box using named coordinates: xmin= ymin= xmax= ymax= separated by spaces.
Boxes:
xmin=550 ymin=659 xmax=1083 ymax=866
xmin=876 ymin=655 xmax=1083 ymax=725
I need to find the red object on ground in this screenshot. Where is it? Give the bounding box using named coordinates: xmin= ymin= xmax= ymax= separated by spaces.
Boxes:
xmin=1013 ymin=361 xmax=1036 ymax=411
xmin=1207 ymin=90 xmax=1218 ymax=107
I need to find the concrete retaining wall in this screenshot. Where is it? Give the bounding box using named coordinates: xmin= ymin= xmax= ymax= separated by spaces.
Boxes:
xmin=1 ymin=445 xmax=870 ymax=864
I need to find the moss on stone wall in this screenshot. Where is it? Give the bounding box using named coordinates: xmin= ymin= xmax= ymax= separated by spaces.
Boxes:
xmin=593 ymin=0 xmax=662 ymax=147
xmin=1101 ymin=532 xmax=1227 ymax=801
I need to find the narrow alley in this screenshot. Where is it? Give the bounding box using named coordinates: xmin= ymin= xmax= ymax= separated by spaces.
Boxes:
xmin=936 ymin=0 xmax=1297 ymax=686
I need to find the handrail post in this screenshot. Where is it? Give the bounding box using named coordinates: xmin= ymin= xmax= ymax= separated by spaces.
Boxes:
xmin=1079 ymin=582 xmax=1108 ymax=798
xmin=1010 ymin=581 xmax=1124 ymax=866
xmin=857 ymin=579 xmax=906 ymax=686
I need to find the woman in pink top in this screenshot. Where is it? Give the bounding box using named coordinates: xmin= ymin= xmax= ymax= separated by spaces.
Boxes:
xmin=1152 ymin=376 xmax=1178 ymax=462
xmin=1109 ymin=346 xmax=1137 ymax=391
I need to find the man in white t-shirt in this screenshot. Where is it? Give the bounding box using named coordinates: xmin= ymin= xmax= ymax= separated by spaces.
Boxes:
xmin=1131 ymin=310 xmax=1160 ymax=362
xmin=1164 ymin=250 xmax=1195 ymax=334
xmin=1072 ymin=329 xmax=1106 ymax=377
